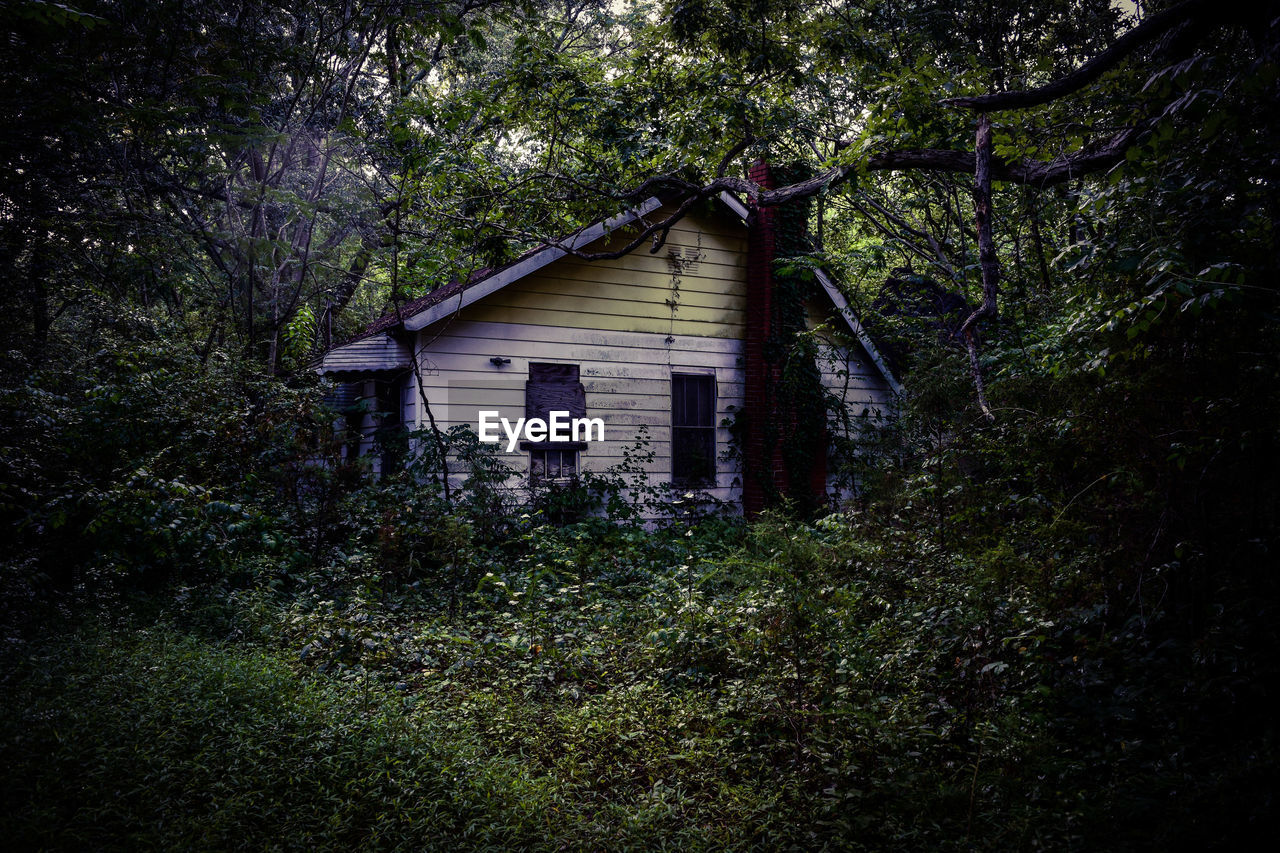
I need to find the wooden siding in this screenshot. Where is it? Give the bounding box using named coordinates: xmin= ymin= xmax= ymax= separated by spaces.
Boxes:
xmin=807 ymin=296 xmax=893 ymax=421
xmin=443 ymin=214 xmax=750 ymax=338
xmin=327 ymin=207 xmax=894 ymax=510
xmin=413 ymin=318 xmax=750 ymax=504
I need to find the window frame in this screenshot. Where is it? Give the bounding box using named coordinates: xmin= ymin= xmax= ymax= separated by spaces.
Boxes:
xmin=529 ymin=446 xmax=579 ymax=484
xmin=671 ymin=371 xmax=717 ymax=487
xmin=524 ymin=361 xmax=586 ymax=485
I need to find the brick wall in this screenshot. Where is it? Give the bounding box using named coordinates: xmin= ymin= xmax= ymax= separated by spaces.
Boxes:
xmin=742 ymin=160 xmax=828 ymax=517
xmin=743 ymin=160 xmax=786 ymax=515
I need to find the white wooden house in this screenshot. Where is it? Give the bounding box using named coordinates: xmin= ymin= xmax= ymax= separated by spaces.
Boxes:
xmin=318 ymin=169 xmax=899 ymax=515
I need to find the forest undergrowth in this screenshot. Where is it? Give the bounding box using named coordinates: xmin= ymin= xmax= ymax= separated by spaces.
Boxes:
xmin=3 ymin=303 xmax=1276 ymax=849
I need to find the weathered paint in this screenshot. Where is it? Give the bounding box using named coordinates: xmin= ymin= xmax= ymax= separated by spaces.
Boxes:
xmin=441 ymin=211 xmax=750 ymax=338
xmin=402 ymin=209 xmax=891 ymax=505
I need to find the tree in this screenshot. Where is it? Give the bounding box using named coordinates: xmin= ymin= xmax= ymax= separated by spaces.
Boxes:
xmin=482 ymin=0 xmax=1270 ymax=415
xmin=1 ymin=0 xmax=520 ymax=374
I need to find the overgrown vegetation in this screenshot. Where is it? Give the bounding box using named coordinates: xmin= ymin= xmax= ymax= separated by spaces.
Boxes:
xmin=4 ymin=494 xmax=1275 ymax=848
xmin=3 ymin=304 xmax=1276 ymax=847
xmin=3 ymin=0 xmax=1279 ymax=849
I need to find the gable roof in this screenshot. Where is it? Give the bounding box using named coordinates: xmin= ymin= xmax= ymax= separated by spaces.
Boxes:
xmin=326 ymin=193 xmax=901 ymax=395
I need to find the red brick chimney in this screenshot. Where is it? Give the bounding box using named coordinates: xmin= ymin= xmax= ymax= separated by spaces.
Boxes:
xmin=743 ymin=160 xmax=787 ymax=515
xmin=742 ymin=160 xmax=828 ymax=517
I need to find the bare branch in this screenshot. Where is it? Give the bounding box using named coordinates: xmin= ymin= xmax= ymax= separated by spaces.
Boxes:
xmin=715 ymin=136 xmax=754 ymax=178
xmin=848 ymin=199 xmax=949 ymax=276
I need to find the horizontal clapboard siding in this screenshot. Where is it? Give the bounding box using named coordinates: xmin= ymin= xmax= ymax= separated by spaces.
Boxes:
xmin=404 ymin=208 xmax=892 ymax=510
xmin=550 ymin=258 xmax=745 ymax=289
xmin=809 ymin=300 xmax=893 ymax=429
xmin=318 ymin=333 xmax=412 ymax=374
xmin=591 ymin=219 xmax=746 ymax=258
xmin=450 ymin=209 xmax=749 ymax=338
xmin=413 ymin=315 xmax=747 ymax=506
xmin=487 ymin=277 xmax=745 ymax=311
xmin=411 ymin=328 xmax=889 ymax=508
xmin=419 ymin=324 xmax=745 ymax=358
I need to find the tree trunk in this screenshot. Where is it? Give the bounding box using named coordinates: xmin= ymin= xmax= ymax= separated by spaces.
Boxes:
xmin=963 ymin=114 xmax=999 ymax=421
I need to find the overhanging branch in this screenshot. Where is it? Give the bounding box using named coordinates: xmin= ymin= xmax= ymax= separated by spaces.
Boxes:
xmin=942 ymin=0 xmax=1214 ymax=111
xmin=711 ymin=124 xmax=1146 ymax=205
xmin=553 ymin=124 xmax=1145 ymax=264
xmin=541 ymin=0 xmax=1235 ymax=267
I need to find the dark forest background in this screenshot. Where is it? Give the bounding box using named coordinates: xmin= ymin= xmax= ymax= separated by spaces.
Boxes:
xmin=2 ymin=0 xmax=1278 ymax=848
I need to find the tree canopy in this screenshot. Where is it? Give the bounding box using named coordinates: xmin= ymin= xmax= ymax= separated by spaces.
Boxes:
xmin=5 ymin=0 xmax=1274 ymax=388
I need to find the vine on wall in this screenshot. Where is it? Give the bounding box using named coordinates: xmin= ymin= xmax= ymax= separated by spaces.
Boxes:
xmin=760 ymin=163 xmax=834 ymax=516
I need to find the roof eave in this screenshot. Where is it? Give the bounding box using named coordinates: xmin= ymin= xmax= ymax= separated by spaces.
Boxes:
xmin=339 ymin=189 xmax=901 ymax=396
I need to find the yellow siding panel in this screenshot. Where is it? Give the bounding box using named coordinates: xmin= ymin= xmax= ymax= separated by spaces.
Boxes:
xmin=488 ymin=278 xmax=745 ymax=313
xmin=805 ymin=297 xmax=859 ymax=348
xmin=593 ymin=207 xmax=746 ymax=253
xmin=465 ymin=302 xmax=745 ymax=337
xmin=567 ymin=244 xmax=745 ymax=271
xmin=458 ymin=208 xmax=748 ymax=338
xmin=550 ymin=258 xmax=746 ymax=292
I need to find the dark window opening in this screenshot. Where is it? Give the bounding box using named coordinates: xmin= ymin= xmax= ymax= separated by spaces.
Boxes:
xmin=672 ymin=373 xmax=716 ymax=486
xmin=373 ymin=375 xmax=410 ymax=473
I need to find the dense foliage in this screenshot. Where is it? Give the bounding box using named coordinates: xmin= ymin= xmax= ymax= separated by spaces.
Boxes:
xmin=3 ymin=0 xmax=1278 ymax=849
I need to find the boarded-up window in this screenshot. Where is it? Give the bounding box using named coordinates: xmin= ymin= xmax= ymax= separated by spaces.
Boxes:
xmin=526 ymin=363 xmax=586 ymax=421
xmin=525 ymin=362 xmax=586 ymax=482
xmin=672 ymin=373 xmax=716 ymax=486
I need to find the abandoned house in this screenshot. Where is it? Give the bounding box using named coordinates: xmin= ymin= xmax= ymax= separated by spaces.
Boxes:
xmin=317 ymin=162 xmax=900 ymax=515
